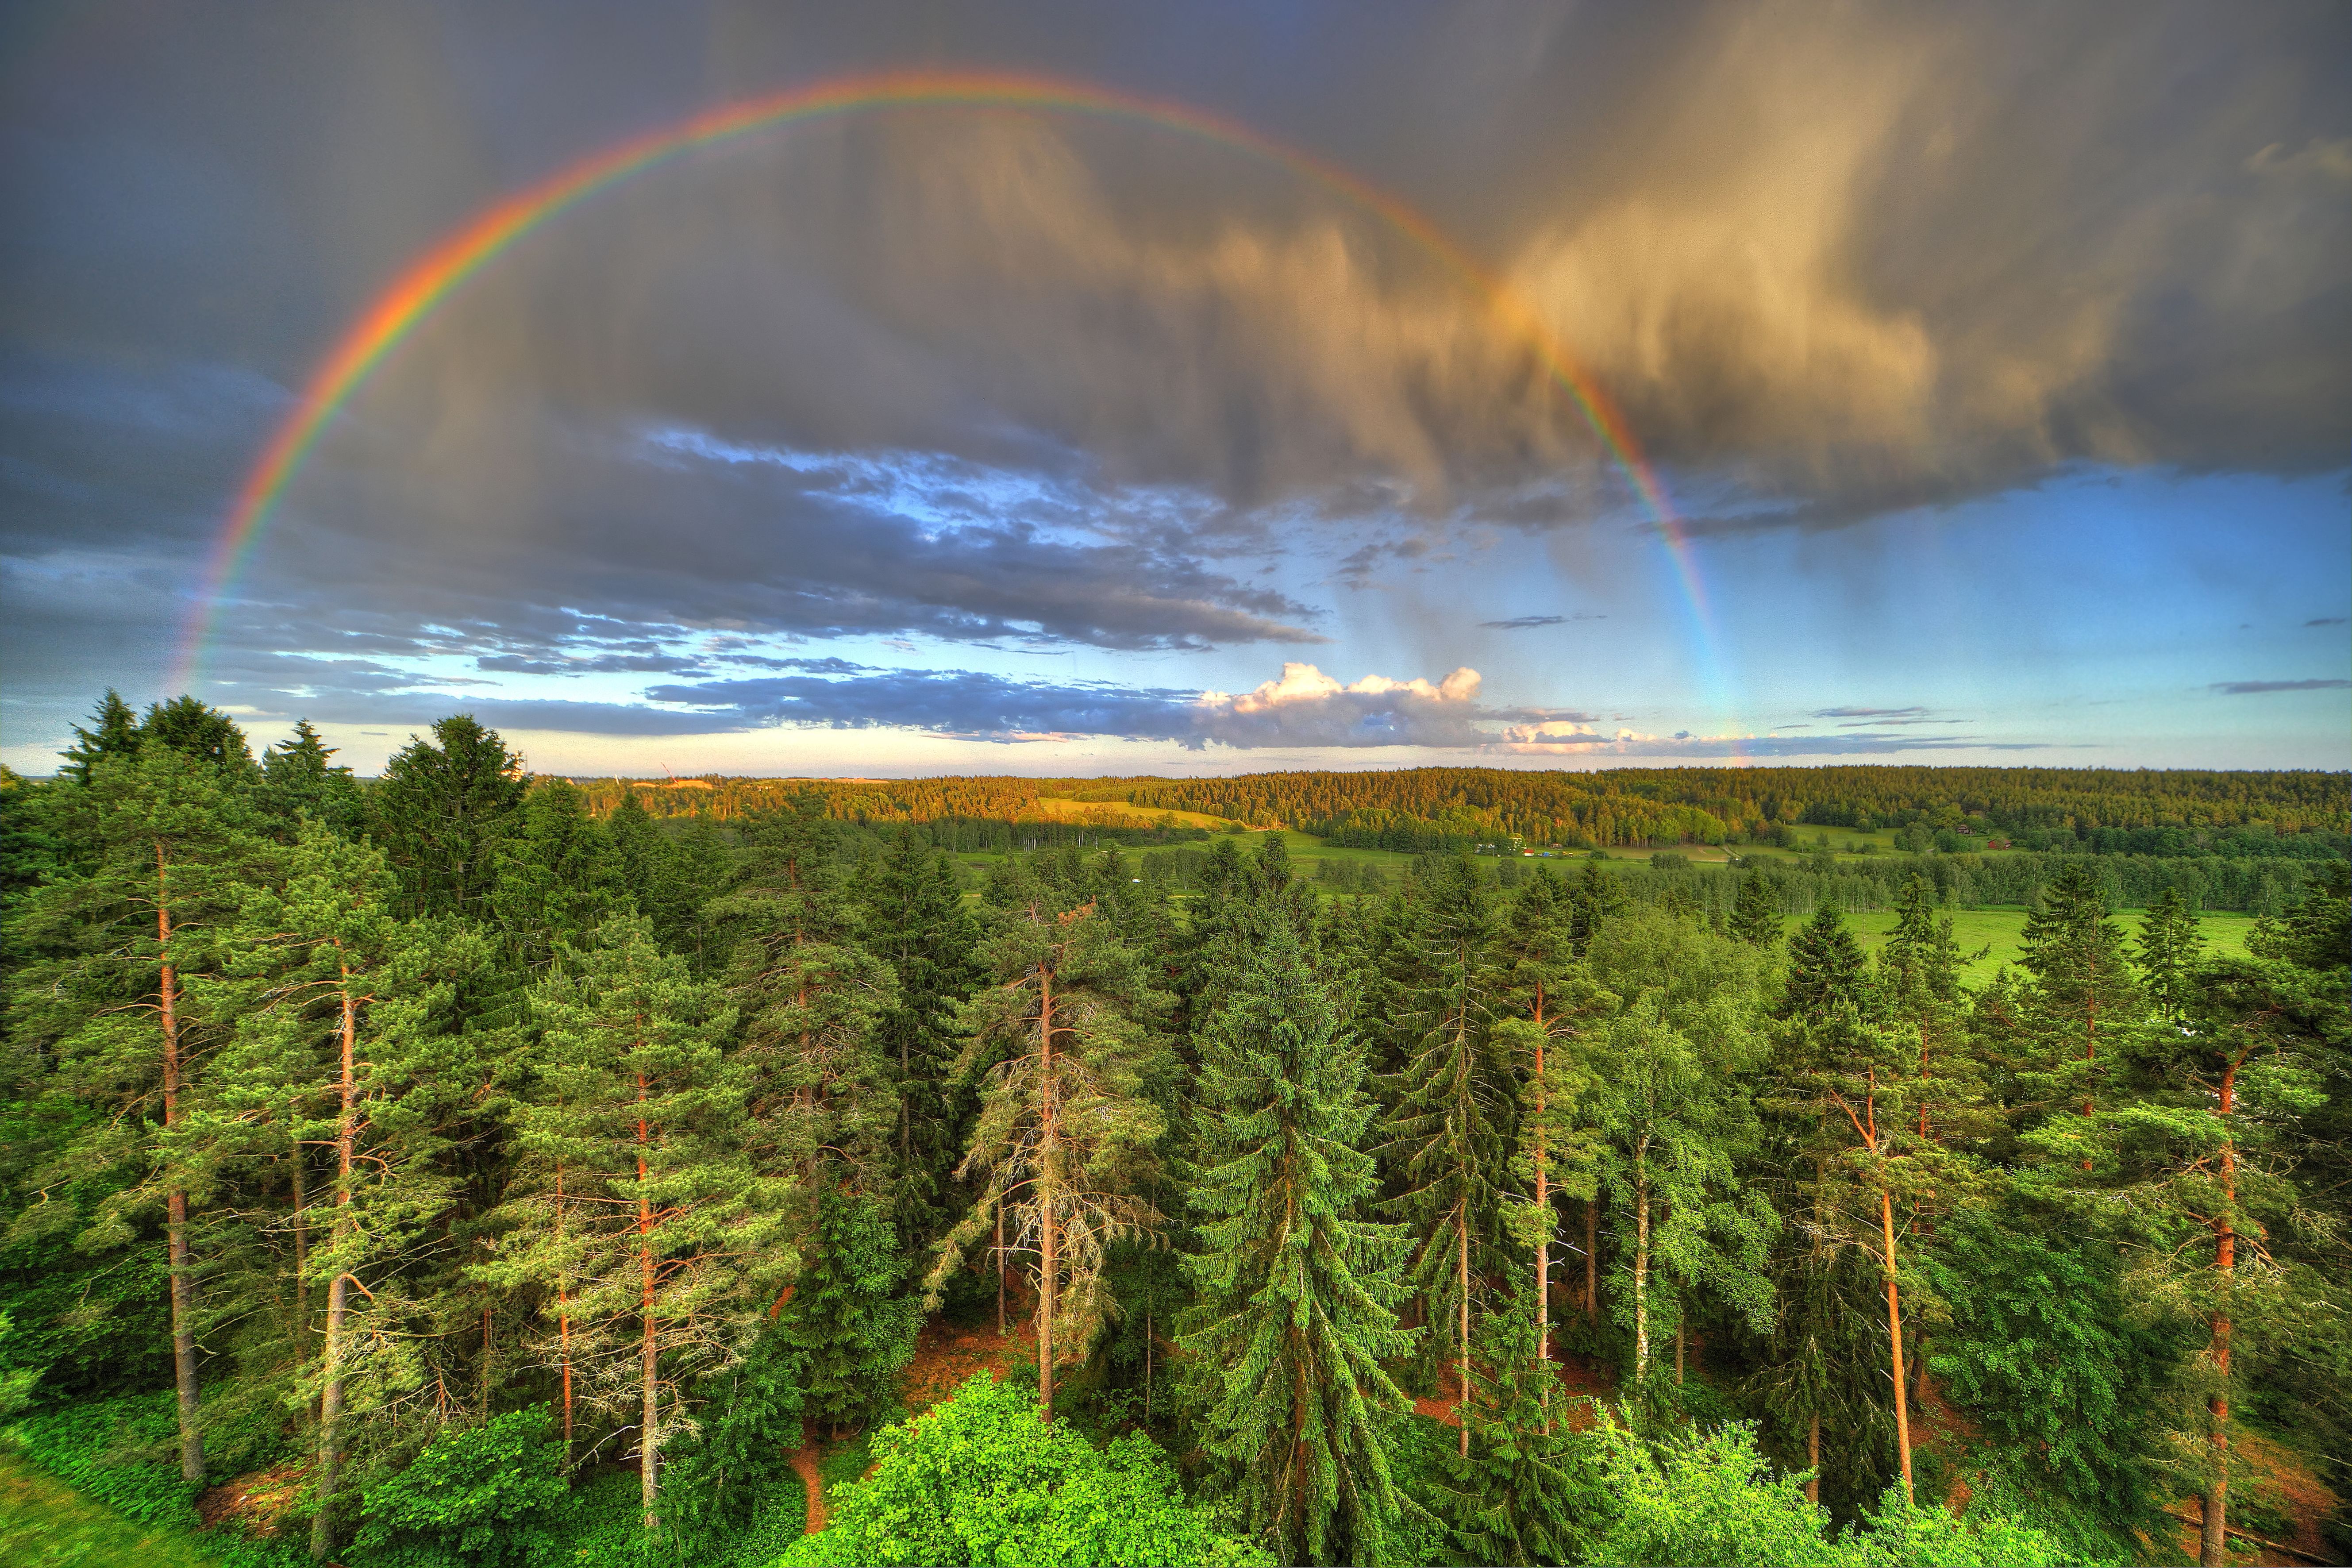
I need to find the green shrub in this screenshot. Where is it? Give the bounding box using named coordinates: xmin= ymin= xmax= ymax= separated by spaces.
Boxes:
xmin=351 ymin=1407 xmax=568 ymax=1567
xmin=1587 ymin=1416 xmax=2088 ymax=1568
xmin=775 ymin=1373 xmax=1266 ymax=1568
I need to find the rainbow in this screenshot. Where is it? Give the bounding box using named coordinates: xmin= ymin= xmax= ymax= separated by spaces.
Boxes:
xmin=175 ymin=67 xmax=1713 ymax=697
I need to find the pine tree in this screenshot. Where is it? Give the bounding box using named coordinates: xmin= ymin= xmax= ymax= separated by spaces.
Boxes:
xmin=503 ymin=915 xmax=794 ymax=1531
xmin=204 ymin=822 xmax=488 ymax=1557
xmin=9 ymin=743 xmax=267 ymax=1482
xmin=1378 ymin=855 xmax=1512 ymax=1453
xmin=1179 ymin=921 xmax=1417 ymax=1566
xmin=925 ymin=894 xmax=1169 ymax=1420
xmin=1769 ymin=895 xmax=1972 ymax=1505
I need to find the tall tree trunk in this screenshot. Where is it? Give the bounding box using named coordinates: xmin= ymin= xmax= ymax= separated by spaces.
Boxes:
xmin=1458 ymin=1210 xmax=1471 ymax=1459
xmin=290 ymin=1145 xmax=309 ymax=1361
xmin=2081 ymin=992 xmax=2098 ymax=1171
xmin=2201 ymin=1056 xmax=2242 ymax=1568
xmin=1675 ymin=1300 xmax=1686 ymax=1384
xmin=156 ymin=851 xmax=204 ymax=1485
xmin=311 ymin=975 xmax=359 ymax=1560
xmin=556 ymin=1164 xmax=573 ymax=1453
xmin=1632 ymin=1138 xmax=1651 ymax=1383
xmin=1037 ymin=965 xmax=1057 ymax=1421
xmin=1584 ymin=1198 xmax=1598 ymax=1321
xmin=1806 ymin=1412 xmax=1821 ymax=1507
xmin=1879 ymin=1187 xmax=1914 ymax=1505
xmin=1532 ymin=1006 xmax=1550 ymax=1429
xmin=995 ymin=1204 xmax=1006 ymax=1337
xmin=637 ymin=1071 xmax=659 ymax=1529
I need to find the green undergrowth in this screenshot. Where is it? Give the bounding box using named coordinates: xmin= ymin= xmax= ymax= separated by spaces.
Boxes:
xmin=0 ymin=1449 xmax=226 ymax=1568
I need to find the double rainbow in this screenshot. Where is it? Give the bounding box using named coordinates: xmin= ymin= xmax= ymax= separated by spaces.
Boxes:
xmin=175 ymin=67 xmax=1709 ymax=700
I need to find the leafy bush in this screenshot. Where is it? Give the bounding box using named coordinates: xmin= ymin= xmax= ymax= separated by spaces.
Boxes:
xmin=351 ymin=1407 xmax=569 ymax=1567
xmin=775 ymin=1373 xmax=1267 ymax=1568
xmin=1587 ymin=1416 xmax=2087 ymax=1567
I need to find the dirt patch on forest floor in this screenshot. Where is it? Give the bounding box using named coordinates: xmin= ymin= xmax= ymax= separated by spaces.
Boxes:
xmin=900 ymin=1313 xmax=1036 ymax=1414
xmin=2163 ymin=1424 xmax=2341 ymax=1567
xmin=195 ymin=1458 xmax=311 ymax=1538
xmin=790 ymin=1440 xmax=828 ymax=1537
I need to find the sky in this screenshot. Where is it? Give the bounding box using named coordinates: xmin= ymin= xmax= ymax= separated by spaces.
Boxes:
xmin=2 ymin=0 xmax=2347 ymax=778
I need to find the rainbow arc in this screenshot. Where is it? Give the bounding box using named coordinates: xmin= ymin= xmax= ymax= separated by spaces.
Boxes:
xmin=176 ymin=67 xmax=1719 ymax=733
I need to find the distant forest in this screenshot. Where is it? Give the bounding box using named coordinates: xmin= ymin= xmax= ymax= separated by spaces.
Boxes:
xmin=0 ymin=694 xmax=2345 ymax=1568
xmin=566 ymin=763 xmax=2350 ymax=859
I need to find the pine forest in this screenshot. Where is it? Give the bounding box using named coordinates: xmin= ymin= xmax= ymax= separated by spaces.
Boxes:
xmin=1 ymin=694 xmax=2346 ymax=1568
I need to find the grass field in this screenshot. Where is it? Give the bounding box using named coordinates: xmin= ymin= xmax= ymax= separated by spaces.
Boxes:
xmin=1844 ymin=905 xmax=2256 ymax=985
xmin=0 ymin=1452 xmax=221 ymax=1568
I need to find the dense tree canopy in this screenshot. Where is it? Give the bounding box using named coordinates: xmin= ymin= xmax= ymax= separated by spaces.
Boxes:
xmin=0 ymin=697 xmax=2344 ymax=1568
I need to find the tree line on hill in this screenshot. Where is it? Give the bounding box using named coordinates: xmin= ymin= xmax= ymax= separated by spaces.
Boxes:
xmin=0 ymin=693 xmax=2345 ymax=1567
xmin=553 ymin=762 xmax=2348 ymax=863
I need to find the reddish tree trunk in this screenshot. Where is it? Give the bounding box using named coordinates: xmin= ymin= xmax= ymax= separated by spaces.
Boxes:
xmin=2202 ymin=1057 xmax=2241 ymax=1568
xmin=156 ymin=850 xmax=204 ymax=1485
xmin=1037 ymin=966 xmax=1057 ymax=1421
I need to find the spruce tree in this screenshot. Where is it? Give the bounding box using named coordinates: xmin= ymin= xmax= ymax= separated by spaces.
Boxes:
xmin=58 ymin=688 xmax=142 ymax=785
xmin=1487 ymin=867 xmax=1599 ymax=1418
xmin=257 ymin=720 xmax=363 ymax=840
xmin=2019 ymin=862 xmax=2140 ymax=1137
xmin=1378 ymin=854 xmax=1512 ymax=1453
xmin=707 ymin=799 xmax=899 ymax=1192
xmin=1179 ymin=921 xmax=1417 ymax=1566
xmin=1729 ymin=872 xmax=1785 ymax=948
xmin=2135 ymin=886 xmax=2202 ymax=1022
xmin=773 ymin=1189 xmax=916 ymax=1435
xmin=860 ymin=828 xmax=982 ymax=1246
xmin=371 ymin=716 xmax=527 ymax=921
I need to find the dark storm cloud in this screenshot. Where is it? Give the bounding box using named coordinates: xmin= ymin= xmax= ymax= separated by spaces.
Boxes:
xmin=2210 ymin=679 xmax=2352 ymax=695
xmin=2 ymin=0 xmax=2346 ymax=748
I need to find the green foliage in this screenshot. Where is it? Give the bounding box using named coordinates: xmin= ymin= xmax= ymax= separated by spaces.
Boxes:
xmin=351 ymin=1407 xmax=569 ymax=1566
xmin=655 ymin=1320 xmax=806 ymax=1561
xmin=776 ymin=1190 xmax=916 ymax=1433
xmin=1924 ymin=1206 xmax=2177 ymax=1538
xmin=1180 ymin=921 xmax=1417 ymax=1566
xmin=777 ymin=1374 xmax=1267 ymax=1568
xmin=1588 ymin=1417 xmax=2086 ymax=1567
xmin=3 ymin=1393 xmax=200 ymax=1529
